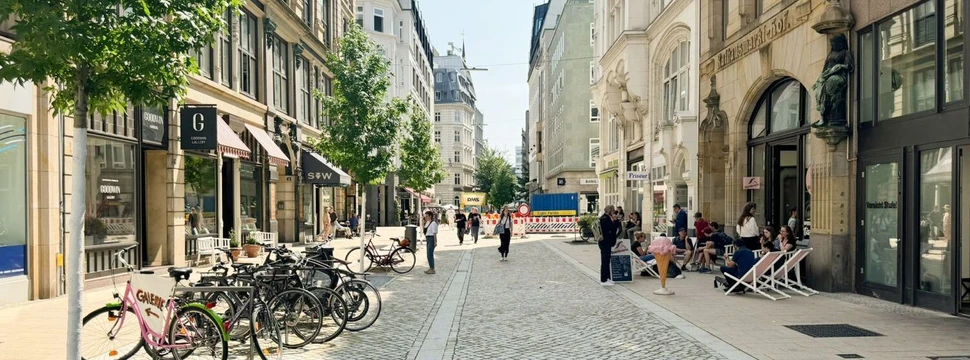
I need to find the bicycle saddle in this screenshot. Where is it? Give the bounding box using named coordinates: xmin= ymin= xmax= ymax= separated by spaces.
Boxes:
xmin=231 ymin=263 xmax=253 ymax=269
xmin=167 ymin=267 xmax=193 ymax=282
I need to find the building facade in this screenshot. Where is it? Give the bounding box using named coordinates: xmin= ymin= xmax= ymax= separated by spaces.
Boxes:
xmin=0 ymin=0 xmax=355 ymax=305
xmin=529 ymin=0 xmax=600 ymax=211
xmin=356 ymin=0 xmax=435 ymax=226
xmin=592 ymin=0 xmax=699 ymax=234
xmin=433 ymin=47 xmax=483 ymax=207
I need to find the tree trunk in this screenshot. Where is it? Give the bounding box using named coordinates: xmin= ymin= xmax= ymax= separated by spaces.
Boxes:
xmin=67 ymin=71 xmax=90 ymax=360
xmin=358 ymin=184 xmax=367 ymax=273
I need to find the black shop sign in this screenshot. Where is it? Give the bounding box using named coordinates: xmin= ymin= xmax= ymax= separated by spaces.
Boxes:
xmin=141 ymin=106 xmax=166 ymax=146
xmin=180 ymin=106 xmax=217 ymax=150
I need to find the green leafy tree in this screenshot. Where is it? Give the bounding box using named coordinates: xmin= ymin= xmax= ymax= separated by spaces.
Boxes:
xmin=397 ymin=99 xmax=445 ymax=223
xmin=473 ymin=147 xmax=507 ymax=196
xmin=0 ymin=1 xmax=237 ymax=357
xmin=185 ymin=156 xmax=216 ymax=206
xmin=488 ymin=165 xmax=517 ymax=209
xmin=312 ymin=25 xmax=408 ymax=269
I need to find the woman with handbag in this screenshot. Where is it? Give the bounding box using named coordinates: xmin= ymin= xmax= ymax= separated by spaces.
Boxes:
xmin=497 ymin=208 xmax=513 ymax=261
xmin=424 ymin=210 xmax=439 ymax=274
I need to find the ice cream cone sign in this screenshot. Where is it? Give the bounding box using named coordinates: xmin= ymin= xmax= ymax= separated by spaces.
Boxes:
xmin=648 ymin=236 xmax=677 ymax=295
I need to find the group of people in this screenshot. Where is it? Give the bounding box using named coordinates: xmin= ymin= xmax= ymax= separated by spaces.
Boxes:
xmin=319 ymin=207 xmax=360 ymax=241
xmin=424 ymin=206 xmax=514 ymax=275
xmin=597 ymin=201 xmax=801 ymax=290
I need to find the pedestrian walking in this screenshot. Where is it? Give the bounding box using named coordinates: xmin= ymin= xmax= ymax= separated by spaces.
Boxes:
xmin=446 ymin=208 xmax=456 ymax=229
xmin=455 ymin=210 xmax=468 ymax=245
xmin=329 ymin=207 xmax=338 ymax=240
xmin=736 ymin=202 xmax=760 ymax=250
xmin=468 ymin=207 xmax=482 ymax=244
xmin=322 ymin=206 xmax=333 ymax=240
xmin=598 ymin=205 xmax=621 ymax=285
xmin=424 ymin=210 xmax=439 ymax=274
xmin=497 ymin=208 xmax=513 ymax=261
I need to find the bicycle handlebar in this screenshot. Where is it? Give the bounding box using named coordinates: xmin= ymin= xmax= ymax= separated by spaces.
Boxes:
xmin=114 ymin=244 xmax=138 ymax=271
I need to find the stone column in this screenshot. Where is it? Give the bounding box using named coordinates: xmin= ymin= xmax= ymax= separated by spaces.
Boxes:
xmin=167 ymin=102 xmax=187 ymax=267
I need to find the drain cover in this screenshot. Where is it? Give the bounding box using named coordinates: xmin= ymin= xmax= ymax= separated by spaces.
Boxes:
xmin=784 ymin=324 xmax=883 ymax=338
xmin=837 ymin=355 xmax=864 ymax=359
xmin=928 ymin=357 xmax=970 ymax=360
xmin=367 ymin=275 xmax=393 ymax=288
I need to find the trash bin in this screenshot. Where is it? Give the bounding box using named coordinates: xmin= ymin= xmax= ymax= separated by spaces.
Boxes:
xmin=405 ymin=225 xmax=418 ymax=252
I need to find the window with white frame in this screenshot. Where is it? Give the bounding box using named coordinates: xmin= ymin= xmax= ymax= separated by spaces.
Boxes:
xmin=239 ymin=11 xmax=258 ymax=98
xmin=589 ymin=138 xmax=600 ymax=168
xmin=454 ymin=173 xmax=461 ymax=185
xmin=373 ymin=8 xmax=384 ymax=32
xmin=663 ymin=41 xmax=690 ymax=123
xmin=454 ymin=130 xmax=461 ymax=142
xmin=590 ymin=100 xmax=600 ymax=122
xmin=435 ymin=91 xmax=440 ymax=101
xmin=219 ymin=9 xmax=232 ymax=88
xmin=589 ymin=61 xmax=596 ymax=84
xmin=434 ymin=112 xmax=441 ymax=122
xmin=302 ymin=0 xmax=312 ymax=26
xmin=434 ymin=130 xmax=441 ymax=143
xmin=355 ymin=6 xmax=363 ymax=27
xmin=435 ymin=73 xmax=442 ymax=82
xmin=590 ymin=22 xmax=595 ymax=46
xmin=298 ymin=57 xmax=310 ymax=124
xmin=455 ymin=111 xmax=462 ymax=123
xmin=454 ymin=150 xmax=461 ymax=163
xmin=272 ymin=37 xmax=289 ymax=114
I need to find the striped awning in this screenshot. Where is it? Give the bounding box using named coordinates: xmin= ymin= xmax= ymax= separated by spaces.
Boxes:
xmin=244 ymin=123 xmax=289 ymax=167
xmin=216 ymin=119 xmax=250 ymax=159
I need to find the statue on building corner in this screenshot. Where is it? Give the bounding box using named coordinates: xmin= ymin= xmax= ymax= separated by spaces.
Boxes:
xmin=812 ymin=34 xmax=852 ymax=128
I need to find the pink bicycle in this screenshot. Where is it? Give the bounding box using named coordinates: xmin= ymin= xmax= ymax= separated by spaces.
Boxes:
xmin=80 ymin=244 xmax=228 ymax=359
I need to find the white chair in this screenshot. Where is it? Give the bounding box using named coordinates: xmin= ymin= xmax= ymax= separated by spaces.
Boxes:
xmin=632 ymin=254 xmax=660 ymax=278
xmin=195 ymin=236 xmax=230 ymax=264
xmin=723 ymin=251 xmax=790 ymax=301
xmin=250 ymin=231 xmax=278 ymax=248
xmin=768 ymin=249 xmax=818 ymax=296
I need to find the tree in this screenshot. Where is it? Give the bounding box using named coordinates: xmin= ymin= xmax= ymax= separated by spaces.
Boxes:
xmin=185 ymin=156 xmax=216 ymax=204
xmin=473 ymin=147 xmax=508 ymax=196
xmin=397 ymin=99 xmax=445 ymax=224
xmin=0 ymin=1 xmax=236 ymax=358
xmin=312 ymin=25 xmax=407 ymax=271
xmin=488 ymin=166 xmax=517 ymax=209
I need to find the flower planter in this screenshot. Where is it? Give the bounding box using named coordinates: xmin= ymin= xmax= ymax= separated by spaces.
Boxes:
xmin=243 ymin=244 xmax=260 ymax=258
xmin=230 ymin=248 xmax=241 ymax=262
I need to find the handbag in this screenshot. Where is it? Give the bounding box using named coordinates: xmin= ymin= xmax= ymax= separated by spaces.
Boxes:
xmin=492 ymin=217 xmax=507 ymax=235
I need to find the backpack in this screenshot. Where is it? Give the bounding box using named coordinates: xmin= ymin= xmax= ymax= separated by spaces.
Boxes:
xmin=592 ymin=218 xmax=604 ymax=242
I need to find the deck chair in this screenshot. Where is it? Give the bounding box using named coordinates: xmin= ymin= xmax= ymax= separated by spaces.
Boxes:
xmin=632 ymin=255 xmax=660 ymax=278
xmin=768 ymin=249 xmax=818 ymax=296
xmin=674 ymin=237 xmax=701 ymax=270
xmin=723 ymin=251 xmax=790 ymax=300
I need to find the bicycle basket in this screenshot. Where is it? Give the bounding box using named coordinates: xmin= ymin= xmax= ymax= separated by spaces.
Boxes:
xmin=400 ymin=239 xmax=410 ymax=248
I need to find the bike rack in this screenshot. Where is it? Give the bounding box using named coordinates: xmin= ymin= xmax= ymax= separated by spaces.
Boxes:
xmin=175 ymin=286 xmax=266 ymax=360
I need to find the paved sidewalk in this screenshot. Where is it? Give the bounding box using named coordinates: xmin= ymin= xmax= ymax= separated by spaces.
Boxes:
xmin=546 ymin=238 xmax=970 ymax=360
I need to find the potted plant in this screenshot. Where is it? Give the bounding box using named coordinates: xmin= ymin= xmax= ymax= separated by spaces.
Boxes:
xmin=228 ymin=236 xmax=241 ymax=262
xmin=84 ymin=216 xmax=108 ymax=246
xmin=577 ymin=214 xmax=597 ymax=241
xmin=243 ymin=232 xmax=260 ymax=258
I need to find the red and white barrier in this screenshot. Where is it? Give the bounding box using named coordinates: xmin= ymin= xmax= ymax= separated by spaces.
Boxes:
xmin=480 ymin=216 xmax=579 ymax=236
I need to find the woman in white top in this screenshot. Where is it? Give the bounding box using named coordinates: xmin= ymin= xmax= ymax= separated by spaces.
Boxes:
xmin=424 ymin=211 xmax=439 ymax=274
xmin=497 ymin=208 xmax=514 ymax=261
xmin=736 ymin=202 xmax=761 ymax=250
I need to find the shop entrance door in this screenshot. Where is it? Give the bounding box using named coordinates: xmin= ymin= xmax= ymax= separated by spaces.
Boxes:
xmin=768 ymin=143 xmax=799 ymax=231
xmin=913 ymin=147 xmax=956 ymax=314
xmin=857 ymin=154 xmax=902 ymax=302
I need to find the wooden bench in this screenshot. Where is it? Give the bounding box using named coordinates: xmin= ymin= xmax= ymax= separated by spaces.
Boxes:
xmin=195 ymin=236 xmax=230 ymax=265
xmin=249 ymin=231 xmax=278 ymax=248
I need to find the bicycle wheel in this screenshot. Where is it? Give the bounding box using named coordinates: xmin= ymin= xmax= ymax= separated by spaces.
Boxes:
xmin=167 ymin=306 xmax=228 ymax=360
xmin=389 ymin=247 xmax=416 ymax=274
xmin=344 ymin=247 xmax=373 ymax=272
xmin=336 ymin=279 xmax=382 ymax=331
xmin=250 ymin=303 xmax=283 ymax=360
xmin=305 ymin=287 xmax=349 ymax=343
xmin=81 ymin=304 xmax=145 ymax=360
xmin=267 ymin=288 xmax=323 ymax=349
xmin=204 ymin=292 xmax=250 ymax=341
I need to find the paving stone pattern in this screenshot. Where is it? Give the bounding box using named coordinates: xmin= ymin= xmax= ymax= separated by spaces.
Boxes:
xmin=452 ymin=242 xmax=726 ymax=360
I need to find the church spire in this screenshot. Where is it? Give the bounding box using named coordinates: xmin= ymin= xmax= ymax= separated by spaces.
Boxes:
xmin=461 ymin=32 xmax=466 ymax=60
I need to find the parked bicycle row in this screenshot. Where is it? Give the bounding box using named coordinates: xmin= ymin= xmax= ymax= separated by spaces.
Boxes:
xmin=78 ymin=230 xmax=411 ymax=360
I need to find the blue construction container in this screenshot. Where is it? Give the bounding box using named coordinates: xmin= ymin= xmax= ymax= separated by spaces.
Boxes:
xmin=530 ymin=193 xmax=579 ymax=216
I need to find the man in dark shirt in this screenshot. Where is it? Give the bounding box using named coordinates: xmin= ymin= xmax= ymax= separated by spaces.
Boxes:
xmin=468 ymin=208 xmax=482 ymax=244
xmin=719 ymin=239 xmax=757 ymax=292
xmin=598 ymin=205 xmax=621 ymax=286
xmin=672 ymin=228 xmax=694 ymax=271
xmin=693 ymin=212 xmax=711 ymax=246
xmin=670 ymin=204 xmax=687 ymax=235
xmin=455 ymin=211 xmax=468 ymax=245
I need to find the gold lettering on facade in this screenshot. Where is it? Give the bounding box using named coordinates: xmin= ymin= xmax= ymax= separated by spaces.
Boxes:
xmin=710 ymin=8 xmax=807 ymax=72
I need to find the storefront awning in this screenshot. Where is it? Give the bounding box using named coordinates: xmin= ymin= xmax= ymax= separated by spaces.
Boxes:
xmin=403 ymin=187 xmax=419 ymax=197
xmin=421 ymin=195 xmax=432 ymax=204
xmin=301 ymin=150 xmax=351 ymax=186
xmin=217 ymin=119 xmax=251 ymax=159
xmin=243 ymin=124 xmax=289 ymax=167
xmin=600 ymin=170 xmax=618 ymax=179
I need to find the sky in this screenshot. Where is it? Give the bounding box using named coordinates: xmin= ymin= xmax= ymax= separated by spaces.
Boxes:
xmin=418 ymin=0 xmax=534 ymax=164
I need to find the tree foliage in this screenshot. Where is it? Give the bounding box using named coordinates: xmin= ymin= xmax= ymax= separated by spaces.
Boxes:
xmin=312 ymin=25 xmax=408 ymax=185
xmin=0 ymin=0 xmax=237 ymax=117
xmin=398 ymin=99 xmax=446 ymax=192
xmin=185 ymin=156 xmax=216 ymax=195
xmin=475 ymin=147 xmax=516 ymax=208
xmin=488 ymin=166 xmax=516 ymax=209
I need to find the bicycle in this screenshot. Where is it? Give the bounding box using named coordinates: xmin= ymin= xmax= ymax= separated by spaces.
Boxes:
xmin=344 ymin=231 xmax=416 ymax=274
xmin=80 ymin=244 xmax=228 ymax=360
xmin=299 ymin=247 xmax=383 ymax=332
